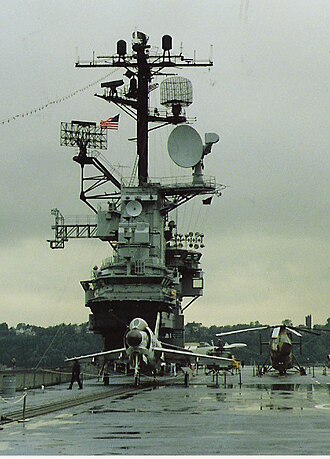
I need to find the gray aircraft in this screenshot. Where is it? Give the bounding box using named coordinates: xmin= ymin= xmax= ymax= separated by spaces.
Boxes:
xmin=216 ymin=324 xmax=319 ymax=376
xmin=66 ymin=315 xmax=235 ymax=386
xmin=186 ymin=341 xmax=247 ymax=354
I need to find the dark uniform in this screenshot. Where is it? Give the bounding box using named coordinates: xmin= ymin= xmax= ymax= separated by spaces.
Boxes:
xmin=68 ymin=359 xmax=83 ymax=389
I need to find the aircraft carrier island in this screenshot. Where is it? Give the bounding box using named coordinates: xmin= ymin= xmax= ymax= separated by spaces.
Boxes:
xmin=48 ymin=31 xmax=223 ymax=354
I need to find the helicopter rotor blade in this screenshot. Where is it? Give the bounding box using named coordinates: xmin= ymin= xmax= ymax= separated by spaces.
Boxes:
xmin=289 ymin=326 xmax=321 ymax=336
xmin=216 ymin=326 xmax=269 ymax=337
xmin=286 ymin=327 xmax=302 ymax=337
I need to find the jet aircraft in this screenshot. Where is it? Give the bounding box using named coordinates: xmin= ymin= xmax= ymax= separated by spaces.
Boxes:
xmin=216 ymin=324 xmax=319 ymax=376
xmin=66 ymin=315 xmax=235 ymax=386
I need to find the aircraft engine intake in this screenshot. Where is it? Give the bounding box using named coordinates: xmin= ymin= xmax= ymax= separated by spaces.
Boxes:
xmin=126 ymin=329 xmax=143 ymax=347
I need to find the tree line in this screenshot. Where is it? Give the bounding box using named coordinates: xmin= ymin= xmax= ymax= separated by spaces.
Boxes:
xmin=0 ymin=319 xmax=329 ymax=369
xmin=0 ymin=322 xmax=102 ymax=369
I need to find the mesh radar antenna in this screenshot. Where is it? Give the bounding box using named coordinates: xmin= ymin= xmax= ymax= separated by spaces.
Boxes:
xmin=60 ymin=120 xmax=107 ymax=150
xmin=76 ymin=31 xmax=213 ymax=185
xmin=60 ymin=120 xmax=120 ymax=213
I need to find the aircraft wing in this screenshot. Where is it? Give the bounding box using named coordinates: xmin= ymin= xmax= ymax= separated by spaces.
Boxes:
xmin=65 ymin=347 xmax=126 ymax=362
xmin=216 ymin=326 xmax=269 ymax=337
xmin=153 ymin=347 xmax=234 ymax=363
xmin=223 ymin=343 xmax=247 ymax=349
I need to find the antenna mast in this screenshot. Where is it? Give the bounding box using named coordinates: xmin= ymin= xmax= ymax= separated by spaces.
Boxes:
xmin=76 ymin=31 xmax=213 ymax=185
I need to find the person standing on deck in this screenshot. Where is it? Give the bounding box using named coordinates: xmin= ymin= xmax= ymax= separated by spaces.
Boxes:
xmin=68 ymin=359 xmax=83 ymax=389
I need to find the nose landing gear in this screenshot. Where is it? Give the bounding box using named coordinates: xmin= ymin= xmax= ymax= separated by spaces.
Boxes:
xmin=133 ymin=354 xmax=141 ymax=387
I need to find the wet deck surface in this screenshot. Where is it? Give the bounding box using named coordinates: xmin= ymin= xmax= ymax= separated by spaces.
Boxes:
xmin=1 ymin=366 xmax=330 ymax=455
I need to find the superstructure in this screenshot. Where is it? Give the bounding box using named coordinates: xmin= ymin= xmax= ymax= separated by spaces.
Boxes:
xmin=48 ymin=31 xmax=223 ymax=351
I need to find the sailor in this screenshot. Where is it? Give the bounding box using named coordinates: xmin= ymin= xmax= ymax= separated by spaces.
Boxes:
xmin=68 ymin=359 xmax=83 ymax=390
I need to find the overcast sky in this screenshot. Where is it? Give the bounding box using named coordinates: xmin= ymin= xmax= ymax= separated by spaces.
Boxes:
xmin=0 ymin=0 xmax=329 ymax=328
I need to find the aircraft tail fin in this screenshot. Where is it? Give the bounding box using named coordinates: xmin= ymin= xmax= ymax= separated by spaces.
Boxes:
xmin=154 ymin=312 xmax=161 ymax=339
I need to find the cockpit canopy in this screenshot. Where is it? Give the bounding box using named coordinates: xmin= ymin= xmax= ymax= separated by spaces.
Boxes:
xmin=129 ymin=317 xmax=148 ymax=331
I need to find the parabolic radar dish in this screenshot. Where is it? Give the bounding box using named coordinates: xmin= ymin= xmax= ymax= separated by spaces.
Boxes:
xmin=126 ymin=200 xmax=143 ymax=217
xmin=167 ymin=125 xmax=203 ymax=168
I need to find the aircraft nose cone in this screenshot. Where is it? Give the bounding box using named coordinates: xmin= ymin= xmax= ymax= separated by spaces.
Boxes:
xmin=126 ymin=330 xmax=142 ymax=347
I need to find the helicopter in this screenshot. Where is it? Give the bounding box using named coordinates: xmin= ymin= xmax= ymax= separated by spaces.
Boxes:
xmin=216 ymin=324 xmax=320 ymax=376
xmin=66 ymin=314 xmax=235 ymax=386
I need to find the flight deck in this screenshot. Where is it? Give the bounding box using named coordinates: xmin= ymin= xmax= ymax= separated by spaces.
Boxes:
xmin=1 ymin=366 xmax=330 ymax=455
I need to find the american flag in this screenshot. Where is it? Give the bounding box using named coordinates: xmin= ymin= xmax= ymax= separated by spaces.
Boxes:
xmin=100 ymin=114 xmax=119 ymax=130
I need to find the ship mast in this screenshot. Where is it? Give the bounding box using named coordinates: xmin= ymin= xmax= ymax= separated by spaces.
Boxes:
xmin=135 ymin=37 xmax=149 ymax=185
xmin=76 ymin=32 xmax=212 ymax=185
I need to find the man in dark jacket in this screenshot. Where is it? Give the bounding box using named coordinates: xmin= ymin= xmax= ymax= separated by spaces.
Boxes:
xmin=68 ymin=359 xmax=83 ymax=389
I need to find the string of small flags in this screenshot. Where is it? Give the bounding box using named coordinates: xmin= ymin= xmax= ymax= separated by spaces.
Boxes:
xmin=1 ymin=69 xmax=118 ymax=126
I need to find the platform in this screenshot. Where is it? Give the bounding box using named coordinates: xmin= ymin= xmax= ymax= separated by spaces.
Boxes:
xmin=1 ymin=366 xmax=330 ymax=455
